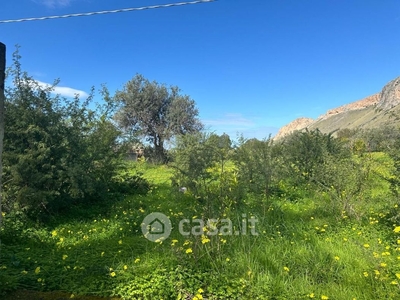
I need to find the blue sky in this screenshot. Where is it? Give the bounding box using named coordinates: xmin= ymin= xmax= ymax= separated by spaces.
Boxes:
xmin=1 ymin=0 xmax=400 ymax=139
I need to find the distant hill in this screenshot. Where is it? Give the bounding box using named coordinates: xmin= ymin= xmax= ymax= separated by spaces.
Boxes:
xmin=274 ymin=76 xmax=400 ymax=139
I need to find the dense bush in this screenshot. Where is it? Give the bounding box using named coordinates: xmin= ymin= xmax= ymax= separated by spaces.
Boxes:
xmin=110 ymin=171 xmax=150 ymax=195
xmin=171 ymin=128 xmax=380 ymax=219
xmin=280 ymin=129 xmax=350 ymax=183
xmin=2 ymin=50 xmax=132 ymax=218
xmin=337 ymin=126 xmax=400 ymax=152
xmin=171 ymin=132 xmax=240 ymax=216
xmin=233 ymin=136 xmax=281 ymax=198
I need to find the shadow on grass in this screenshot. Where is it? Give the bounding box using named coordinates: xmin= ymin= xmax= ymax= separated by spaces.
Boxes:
xmin=4 ymin=290 xmax=121 ymax=300
xmin=0 ymin=224 xmax=149 ymax=298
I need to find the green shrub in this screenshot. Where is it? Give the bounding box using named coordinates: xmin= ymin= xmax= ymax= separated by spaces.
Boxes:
xmin=2 ymin=49 xmax=127 ymax=219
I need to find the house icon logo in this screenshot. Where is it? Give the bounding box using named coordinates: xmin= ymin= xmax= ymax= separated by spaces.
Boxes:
xmin=141 ymin=212 xmax=172 ymax=242
xmin=149 ymin=218 xmax=165 ymax=234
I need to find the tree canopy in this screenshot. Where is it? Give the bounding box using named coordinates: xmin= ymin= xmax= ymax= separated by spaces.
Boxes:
xmin=114 ymin=74 xmax=203 ymax=162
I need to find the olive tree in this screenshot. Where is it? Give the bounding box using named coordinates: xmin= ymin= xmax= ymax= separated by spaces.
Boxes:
xmin=114 ymin=74 xmax=203 ymax=163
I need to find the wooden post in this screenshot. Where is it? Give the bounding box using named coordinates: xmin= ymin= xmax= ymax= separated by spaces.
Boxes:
xmin=0 ymin=42 xmax=5 ymax=228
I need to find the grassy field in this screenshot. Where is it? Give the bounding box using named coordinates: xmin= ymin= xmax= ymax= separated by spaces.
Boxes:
xmin=1 ymin=158 xmax=400 ymax=299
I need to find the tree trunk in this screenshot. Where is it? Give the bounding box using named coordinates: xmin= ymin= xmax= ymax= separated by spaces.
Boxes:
xmin=0 ymin=42 xmax=5 ymax=228
xmin=154 ymin=135 xmax=165 ymax=164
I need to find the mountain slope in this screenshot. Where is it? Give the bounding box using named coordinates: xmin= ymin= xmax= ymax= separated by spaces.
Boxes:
xmin=274 ymin=76 xmax=400 ymax=139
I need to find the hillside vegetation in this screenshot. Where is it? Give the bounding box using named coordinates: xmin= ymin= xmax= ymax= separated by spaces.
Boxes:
xmin=1 ymin=54 xmax=400 ymax=300
xmin=1 ymin=130 xmax=400 ymax=299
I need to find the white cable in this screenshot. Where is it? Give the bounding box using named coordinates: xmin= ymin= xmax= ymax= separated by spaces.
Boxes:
xmin=0 ymin=0 xmax=216 ymax=24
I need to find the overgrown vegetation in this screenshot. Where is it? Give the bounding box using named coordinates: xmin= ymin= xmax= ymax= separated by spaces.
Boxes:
xmin=1 ymin=52 xmax=400 ymax=299
xmin=3 ymin=51 xmax=124 ymax=219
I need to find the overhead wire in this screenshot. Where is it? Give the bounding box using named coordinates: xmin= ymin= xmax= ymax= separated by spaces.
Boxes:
xmin=0 ymin=0 xmax=216 ymax=24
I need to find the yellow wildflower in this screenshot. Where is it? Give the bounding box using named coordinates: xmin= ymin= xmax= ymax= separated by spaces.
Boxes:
xmin=201 ymin=235 xmax=210 ymax=244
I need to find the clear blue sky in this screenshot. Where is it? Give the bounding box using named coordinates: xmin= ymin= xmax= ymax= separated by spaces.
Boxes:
xmin=1 ymin=0 xmax=400 ymax=139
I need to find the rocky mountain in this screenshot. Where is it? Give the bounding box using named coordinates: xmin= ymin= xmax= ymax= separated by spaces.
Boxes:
xmin=273 ymin=117 xmax=314 ymax=140
xmin=377 ymin=76 xmax=400 ymax=110
xmin=317 ymin=94 xmax=380 ymax=121
xmin=274 ymin=76 xmax=400 ymax=139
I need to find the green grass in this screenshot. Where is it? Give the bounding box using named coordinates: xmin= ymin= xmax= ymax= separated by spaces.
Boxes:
xmin=1 ymin=158 xmax=400 ymax=299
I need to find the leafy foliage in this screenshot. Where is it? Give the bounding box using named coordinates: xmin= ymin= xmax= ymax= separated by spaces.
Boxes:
xmin=114 ymin=74 xmax=203 ymax=163
xmin=314 ymin=155 xmax=372 ymax=217
xmin=233 ymin=136 xmax=280 ymax=197
xmin=280 ymin=129 xmax=350 ymax=184
xmin=171 ymin=132 xmax=241 ymax=216
xmin=2 ymin=50 xmax=129 ymax=218
xmin=386 ymin=136 xmax=400 ymax=202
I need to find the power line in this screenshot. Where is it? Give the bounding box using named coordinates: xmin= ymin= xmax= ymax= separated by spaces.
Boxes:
xmin=0 ymin=0 xmax=216 ymax=24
